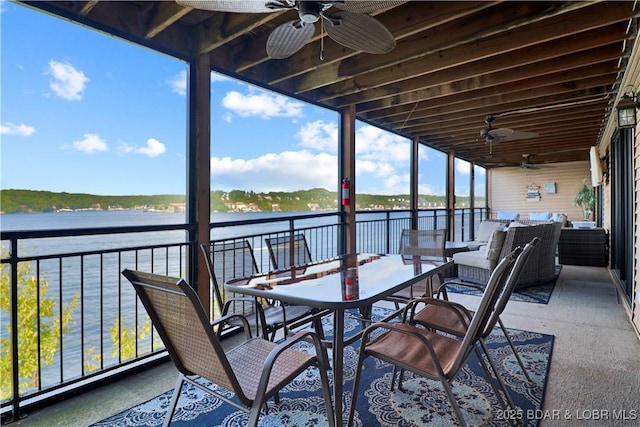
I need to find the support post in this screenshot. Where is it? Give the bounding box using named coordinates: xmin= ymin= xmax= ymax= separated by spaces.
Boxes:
xmin=187 ymin=54 xmax=211 ymax=313
xmin=410 ymin=136 xmax=419 ymax=230
xmin=339 ymin=105 xmax=357 ymax=255
xmin=446 ymin=152 xmax=456 ymax=241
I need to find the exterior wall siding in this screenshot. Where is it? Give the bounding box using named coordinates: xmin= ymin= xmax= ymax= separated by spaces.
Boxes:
xmin=488 ymin=161 xmax=591 ymax=223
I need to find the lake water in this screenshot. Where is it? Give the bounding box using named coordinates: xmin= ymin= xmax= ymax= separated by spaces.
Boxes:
xmin=1 ymin=208 xmax=468 ymax=388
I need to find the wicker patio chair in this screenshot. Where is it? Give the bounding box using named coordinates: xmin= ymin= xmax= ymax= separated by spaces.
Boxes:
xmin=411 ymin=238 xmax=540 ymax=386
xmin=386 ymin=229 xmax=447 ymax=307
xmin=348 ymin=250 xmax=520 ymax=427
xmin=201 ymin=241 xmax=322 ymax=341
xmin=122 ymin=269 xmax=335 ymax=427
xmin=265 ymin=233 xmax=312 ymax=269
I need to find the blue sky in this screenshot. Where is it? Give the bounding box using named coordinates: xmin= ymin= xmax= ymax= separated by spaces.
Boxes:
xmin=1 ymin=2 xmax=483 ymax=197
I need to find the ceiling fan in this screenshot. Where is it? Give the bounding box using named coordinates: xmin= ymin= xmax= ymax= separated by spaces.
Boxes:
xmin=521 ymin=154 xmax=554 ymax=169
xmin=480 ymin=115 xmax=539 ymax=146
xmin=176 ymin=1 xmax=400 ymax=59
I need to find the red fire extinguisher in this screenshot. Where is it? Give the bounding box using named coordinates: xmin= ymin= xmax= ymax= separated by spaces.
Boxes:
xmin=341 ymin=178 xmax=350 ymax=206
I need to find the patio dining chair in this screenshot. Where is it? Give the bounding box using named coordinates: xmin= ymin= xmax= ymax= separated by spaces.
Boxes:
xmin=411 ymin=238 xmax=540 ymax=384
xmin=201 ymin=240 xmax=323 ymax=341
xmin=265 ymin=233 xmax=312 ymax=270
xmin=122 ymin=269 xmax=334 ymax=427
xmin=348 ymin=249 xmax=520 ymax=427
xmin=386 ymin=228 xmax=447 ymax=308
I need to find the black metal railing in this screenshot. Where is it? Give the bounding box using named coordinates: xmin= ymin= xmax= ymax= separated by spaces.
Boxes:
xmin=1 ymin=207 xmax=486 ymax=421
xmin=0 ymin=224 xmax=193 ymax=422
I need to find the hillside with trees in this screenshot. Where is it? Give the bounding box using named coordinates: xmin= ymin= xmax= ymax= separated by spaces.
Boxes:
xmin=1 ymin=189 xmax=482 ymax=214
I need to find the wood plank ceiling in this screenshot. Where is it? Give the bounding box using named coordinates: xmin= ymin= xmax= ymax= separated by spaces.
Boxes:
xmin=20 ymin=1 xmax=639 ymax=169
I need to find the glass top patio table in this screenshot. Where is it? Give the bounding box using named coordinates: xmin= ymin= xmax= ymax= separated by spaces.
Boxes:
xmin=225 ymin=253 xmax=453 ymax=427
xmin=224 ymin=252 xmax=453 ymax=308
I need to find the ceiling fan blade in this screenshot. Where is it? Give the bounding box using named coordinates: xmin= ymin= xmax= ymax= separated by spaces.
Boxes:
xmin=488 ymin=128 xmax=514 ymax=138
xmin=509 ymin=130 xmax=539 ymax=140
xmin=325 ymin=11 xmax=395 ymax=54
xmin=176 ymin=0 xmax=287 ymax=12
xmin=332 ymin=1 xmax=407 ymax=14
xmin=267 ymin=21 xmax=315 ymax=59
xmin=489 ymin=128 xmax=538 ymax=140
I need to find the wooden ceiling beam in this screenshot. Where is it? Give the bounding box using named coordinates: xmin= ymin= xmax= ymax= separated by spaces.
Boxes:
xmin=362 ymin=28 xmax=624 ymax=122
xmin=145 ymin=2 xmax=192 ymax=39
xmin=376 ymin=76 xmax=613 ymax=132
xmin=311 ymin=2 xmax=632 ymax=105
xmin=194 ymin=9 xmax=283 ymax=55
xmin=239 ymin=1 xmax=497 ymax=85
xmin=286 ymin=1 xmax=595 ymax=96
xmin=414 ymin=109 xmax=608 ymax=140
xmin=378 ymin=64 xmax=617 ymax=130
xmin=341 ymin=40 xmax=622 ymax=111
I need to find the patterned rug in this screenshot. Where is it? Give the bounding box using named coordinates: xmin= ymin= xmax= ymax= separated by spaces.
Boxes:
xmin=92 ymin=307 xmax=554 ymax=427
xmin=444 ymin=265 xmax=562 ymax=304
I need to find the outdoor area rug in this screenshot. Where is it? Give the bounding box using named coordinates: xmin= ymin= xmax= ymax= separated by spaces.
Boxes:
xmin=92 ymin=307 xmax=554 ymax=427
xmin=444 ymin=265 xmax=562 ymax=304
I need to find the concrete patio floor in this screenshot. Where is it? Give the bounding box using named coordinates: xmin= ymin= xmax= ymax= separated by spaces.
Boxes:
xmin=13 ymin=264 xmax=640 ymax=426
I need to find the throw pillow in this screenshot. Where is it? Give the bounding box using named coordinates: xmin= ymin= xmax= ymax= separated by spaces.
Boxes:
xmin=485 ymin=230 xmax=506 ymax=263
xmin=529 ymin=211 xmax=551 ymax=220
xmin=476 ymin=220 xmax=505 ymax=242
xmin=497 ymin=211 xmax=520 ymax=221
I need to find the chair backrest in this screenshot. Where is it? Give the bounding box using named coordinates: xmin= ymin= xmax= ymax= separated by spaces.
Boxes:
xmin=122 ymin=269 xmax=245 ymax=399
xmin=399 ymin=229 xmax=446 ymax=261
xmin=265 ymin=233 xmax=312 ymax=269
xmin=483 ymin=237 xmax=540 ymax=337
xmin=200 ymin=240 xmax=259 ymax=316
xmin=450 ymin=248 xmax=520 ymax=374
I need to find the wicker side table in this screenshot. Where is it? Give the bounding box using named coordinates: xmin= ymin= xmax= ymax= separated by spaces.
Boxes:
xmin=558 ymin=228 xmax=608 ymax=266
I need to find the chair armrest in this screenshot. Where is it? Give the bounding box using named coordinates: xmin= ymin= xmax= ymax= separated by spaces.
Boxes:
xmin=438 ymin=279 xmax=485 ymax=296
xmin=212 ymin=312 xmax=253 ymax=339
xmin=257 ymin=330 xmax=330 ymax=395
xmin=402 ymin=297 xmax=472 ymax=327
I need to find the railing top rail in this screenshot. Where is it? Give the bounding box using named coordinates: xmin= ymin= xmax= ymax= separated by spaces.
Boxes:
xmin=209 ymin=211 xmax=340 ymax=228
xmin=0 ymin=223 xmax=193 ymax=240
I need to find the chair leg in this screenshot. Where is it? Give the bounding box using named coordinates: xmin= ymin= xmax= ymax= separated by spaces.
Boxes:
xmin=473 ymin=346 xmax=512 ymax=413
xmin=439 ymin=377 xmax=467 ymax=427
xmin=347 ymin=350 xmax=368 ymax=427
xmin=478 ymin=342 xmax=524 ymax=427
xmin=498 ymin=318 xmax=533 ymax=383
xmin=163 ymin=374 xmax=185 ymax=427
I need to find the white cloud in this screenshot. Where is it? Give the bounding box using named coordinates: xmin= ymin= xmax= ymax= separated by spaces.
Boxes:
xmin=296 ymin=120 xmax=338 ymax=152
xmin=117 ymin=138 xmax=166 ymax=157
xmin=135 ymin=138 xmax=166 ymax=157
xmin=356 ymin=125 xmax=410 ymax=163
xmin=166 ymin=70 xmax=187 ymax=96
xmin=48 ymin=60 xmax=89 ymax=101
xmin=1 ymin=122 xmax=35 ymax=136
xmin=221 ymin=90 xmax=305 ymax=119
xmin=456 ymin=158 xmax=471 ymax=174
xmin=70 ymin=133 xmax=108 ymax=153
xmin=211 ymin=72 xmax=232 ymax=83
xmin=211 ymin=150 xmax=336 ymax=192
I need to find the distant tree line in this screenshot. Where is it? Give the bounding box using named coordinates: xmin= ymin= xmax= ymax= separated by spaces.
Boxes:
xmin=1 ymin=189 xmax=482 ymax=214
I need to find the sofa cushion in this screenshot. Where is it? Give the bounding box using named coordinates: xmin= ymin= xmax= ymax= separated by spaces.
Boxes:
xmin=476 ymin=220 xmax=506 ymax=242
xmin=497 ymin=211 xmax=520 ymax=221
xmin=485 ymin=230 xmax=506 ymax=265
xmin=529 ymin=211 xmax=551 ymax=220
xmin=453 ymin=248 xmax=493 ymax=270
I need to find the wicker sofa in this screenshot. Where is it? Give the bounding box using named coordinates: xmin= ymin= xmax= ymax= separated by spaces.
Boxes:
xmin=454 ymin=221 xmax=562 ymax=289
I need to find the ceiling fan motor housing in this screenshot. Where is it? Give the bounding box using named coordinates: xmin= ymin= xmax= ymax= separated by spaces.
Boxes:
xmin=298 ymin=2 xmax=322 ymax=23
